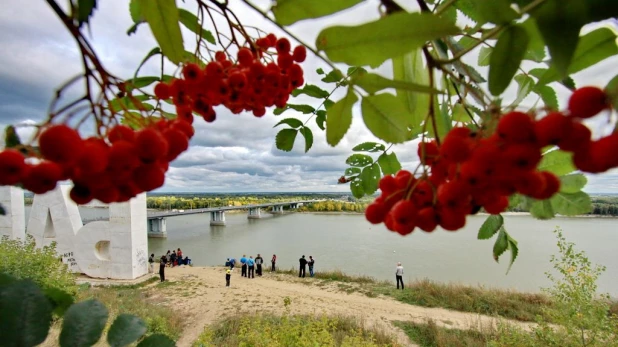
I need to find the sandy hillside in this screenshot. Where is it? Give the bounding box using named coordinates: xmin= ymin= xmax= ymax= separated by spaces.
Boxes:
xmin=145 ymin=266 xmax=539 ymax=347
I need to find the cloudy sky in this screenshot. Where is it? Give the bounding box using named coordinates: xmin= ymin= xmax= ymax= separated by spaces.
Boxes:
xmin=1 ymin=0 xmax=618 ymax=194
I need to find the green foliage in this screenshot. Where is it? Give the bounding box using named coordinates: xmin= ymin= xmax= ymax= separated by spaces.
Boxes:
xmin=392 ymin=49 xmax=430 ymax=131
xmin=193 ymin=313 xmax=396 ymax=347
xmin=275 ymin=128 xmax=298 ymax=152
xmin=178 ymin=9 xmax=215 ymax=44
xmin=136 ymin=0 xmax=184 ymax=64
xmin=316 ymin=12 xmax=459 ymax=68
xmin=108 ymin=314 xmax=148 ymax=347
xmin=326 ymin=88 xmax=357 ymax=146
xmin=0 ymin=236 xmax=77 ymax=295
xmin=60 ymin=299 xmax=109 ymax=347
xmin=4 ymin=125 xmax=21 ymax=149
xmin=271 ymin=0 xmax=363 ymax=26
xmin=361 ymin=93 xmax=412 ymax=144
xmin=488 ymin=24 xmax=529 ymax=96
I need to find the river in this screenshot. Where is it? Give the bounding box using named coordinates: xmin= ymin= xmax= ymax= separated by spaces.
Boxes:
xmin=24 ymin=207 xmax=618 ymax=296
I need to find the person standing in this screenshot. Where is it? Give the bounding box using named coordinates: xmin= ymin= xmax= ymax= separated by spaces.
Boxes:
xmin=255 ymin=254 xmax=264 ymax=276
xmin=271 ymin=254 xmax=277 ymax=272
xmin=240 ymin=254 xmax=248 ymax=277
xmin=247 ymin=256 xmax=255 ymax=278
xmin=225 ymin=269 xmax=231 ymax=287
xmin=308 ymin=256 xmax=315 ymax=277
xmin=159 ymin=255 xmax=166 ymax=282
xmin=396 ymin=262 xmax=404 ymax=290
xmin=229 ymin=257 xmax=236 ymax=270
xmin=148 ymin=253 xmax=155 ymax=273
xmin=177 ymin=248 xmax=183 ymax=261
xmin=166 ymin=250 xmax=171 ymax=267
xmin=299 ymin=255 xmax=307 ymax=278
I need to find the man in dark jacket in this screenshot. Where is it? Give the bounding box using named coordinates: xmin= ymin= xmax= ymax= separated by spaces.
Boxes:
xmin=255 ymin=254 xmax=264 ymax=276
xmin=299 ymin=255 xmax=307 ymax=278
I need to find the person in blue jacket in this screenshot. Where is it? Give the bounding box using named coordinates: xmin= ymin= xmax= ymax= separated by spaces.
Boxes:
xmin=229 ymin=257 xmax=236 ymax=270
xmin=240 ymin=254 xmax=248 ymax=277
xmin=247 ymin=256 xmax=255 ymax=278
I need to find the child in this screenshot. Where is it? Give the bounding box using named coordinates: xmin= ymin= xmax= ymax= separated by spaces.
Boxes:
xmin=225 ymin=269 xmax=231 ymax=287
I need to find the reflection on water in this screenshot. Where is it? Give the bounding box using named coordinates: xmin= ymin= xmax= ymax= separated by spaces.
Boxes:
xmin=24 ymin=206 xmax=618 ymax=296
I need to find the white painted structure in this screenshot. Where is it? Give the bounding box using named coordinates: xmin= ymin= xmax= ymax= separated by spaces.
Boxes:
xmin=0 ymin=185 xmax=148 ymax=280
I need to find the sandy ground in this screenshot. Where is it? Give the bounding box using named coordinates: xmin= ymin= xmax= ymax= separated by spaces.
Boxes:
xmin=143 ymin=266 xmax=540 ymax=347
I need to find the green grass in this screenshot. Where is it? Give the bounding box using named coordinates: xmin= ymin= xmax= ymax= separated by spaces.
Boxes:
xmin=193 ymin=313 xmax=397 ymax=347
xmin=394 ymin=320 xmax=494 ymax=347
xmin=278 ymin=269 xmax=552 ymax=322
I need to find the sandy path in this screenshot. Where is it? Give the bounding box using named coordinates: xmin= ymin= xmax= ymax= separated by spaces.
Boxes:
xmin=145 ymin=266 xmax=539 ymax=347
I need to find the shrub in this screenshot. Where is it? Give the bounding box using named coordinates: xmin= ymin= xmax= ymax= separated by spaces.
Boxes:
xmin=0 ymin=235 xmax=76 ymax=294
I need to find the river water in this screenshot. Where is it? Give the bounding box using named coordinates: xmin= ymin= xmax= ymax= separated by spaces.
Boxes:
xmin=24 ymin=207 xmax=618 ymax=296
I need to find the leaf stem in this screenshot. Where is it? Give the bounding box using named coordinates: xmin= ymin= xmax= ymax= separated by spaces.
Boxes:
xmin=303 ymin=68 xmax=358 ymax=126
xmin=435 ymin=0 xmax=457 ymax=16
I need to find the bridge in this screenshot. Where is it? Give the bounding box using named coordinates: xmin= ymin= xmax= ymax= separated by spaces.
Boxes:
xmin=82 ymin=200 xmax=322 ymax=238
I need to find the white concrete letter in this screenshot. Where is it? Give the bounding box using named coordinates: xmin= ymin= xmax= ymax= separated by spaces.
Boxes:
xmin=0 ymin=186 xmax=25 ymax=239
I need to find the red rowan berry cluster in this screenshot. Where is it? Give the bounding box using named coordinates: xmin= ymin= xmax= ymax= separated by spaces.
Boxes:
xmin=365 ymin=86 xmax=614 ymax=235
xmin=0 ymin=118 xmax=194 ymax=204
xmin=153 ymin=34 xmax=307 ymax=121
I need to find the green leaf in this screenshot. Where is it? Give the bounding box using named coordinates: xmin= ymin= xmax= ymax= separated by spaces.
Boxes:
xmin=107 ymin=314 xmax=147 ymax=347
xmin=291 ymin=84 xmax=330 ymax=98
xmin=108 ymin=95 xmax=153 ymax=113
xmin=299 ymin=127 xmax=313 ymax=153
xmin=361 ymin=94 xmax=412 ymax=144
xmin=531 ymin=0 xmax=588 ymax=79
xmin=474 ymin=0 xmax=519 ymax=24
xmin=530 ymin=199 xmax=555 ymax=220
xmin=427 ymin=98 xmax=452 ymax=139
xmin=377 ymin=152 xmax=401 ymax=175
xmin=538 ymin=150 xmax=576 ymax=176
xmin=534 ymin=85 xmax=559 ymax=110
xmin=606 ymin=74 xmax=618 ymax=111
xmin=321 ymin=69 xmax=345 ymax=83
xmin=478 ymin=214 xmax=504 ymax=240
xmin=520 ymin=18 xmax=546 ymax=62
xmin=129 ymin=0 xmax=143 ymax=23
xmin=276 ymin=104 xmax=316 ymax=115
xmin=451 ymin=104 xmax=470 ymax=122
xmin=352 ymin=142 xmax=386 ymax=152
xmin=559 ymin=174 xmax=587 ymax=193
xmin=125 ymin=76 xmax=159 ymax=92
xmin=361 ymin=163 xmax=381 ymax=195
xmin=4 ymin=125 xmax=21 ymax=149
xmin=316 ymin=12 xmax=460 ymax=68
xmin=326 ymin=89 xmax=357 ymax=146
xmin=271 ymin=0 xmax=363 ymax=26
xmin=274 ymin=118 xmax=304 ymax=129
xmin=488 ymin=25 xmax=530 ymax=96
xmin=511 ymin=74 xmax=535 ymax=106
xmin=134 ymin=47 xmax=161 ymax=77
xmin=538 ymin=27 xmax=618 ymax=85
xmin=138 ymin=0 xmax=184 ymax=65
xmin=315 ymin=110 xmax=326 ymax=130
xmin=178 ymin=9 xmax=216 ymax=44
xmin=275 ymin=129 xmax=298 ymax=152
xmin=506 ymin=236 xmax=519 ymax=274
xmin=76 ymin=0 xmax=97 ymax=27
xmin=350 ymin=178 xmax=365 ymax=199
xmin=43 ymin=287 xmax=74 ymax=317
xmin=316 ymin=68 xmax=325 ymax=75
xmin=0 ymin=280 xmax=53 ymax=347
xmin=392 ymin=49 xmax=430 ymax=130
xmin=454 ymin=0 xmax=484 ymax=23
xmin=493 ymin=228 xmax=509 ymax=262
xmin=136 ymin=334 xmax=175 ymax=347
xmin=60 ymin=299 xmax=108 ymax=347
xmin=550 ymin=191 xmax=591 ymax=216
xmin=345 ymin=167 xmax=361 ymax=176
xmin=478 ymin=46 xmax=491 ymax=66
xmin=346 ymin=154 xmax=373 ymax=167
xmin=352 ymin=71 xmax=441 ymax=95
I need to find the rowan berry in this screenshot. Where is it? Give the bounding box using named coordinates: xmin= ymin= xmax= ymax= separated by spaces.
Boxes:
xmin=93 ymin=185 xmax=119 ymax=204
xmin=0 ymin=149 xmax=26 ymax=185
xmin=78 ymin=139 xmax=109 ymax=174
xmin=514 ymin=171 xmax=547 ymax=197
xmin=215 ymin=51 xmax=227 ymax=62
xmin=440 ymin=132 xmax=472 ymax=163
xmin=534 ymin=112 xmax=573 ymax=147
xmin=206 ymin=61 xmax=224 ymax=77
xmin=365 ymin=202 xmax=388 ymax=224
xmin=437 ymin=180 xmax=470 ymax=212
xmin=237 ymin=48 xmax=254 ymax=66
xmin=483 ymin=195 xmax=509 ymax=215
xmin=70 ymin=184 xmax=93 ymax=205
xmin=108 ymin=125 xmax=136 ymax=143
xmin=182 ymin=63 xmax=202 ymax=81
xmin=412 ymin=180 xmax=434 ymax=208
xmin=416 ymin=207 xmax=438 ymax=232
xmin=417 ymin=141 xmax=439 ymax=165
xmin=252 ymin=107 xmax=266 ymax=118
xmin=22 ymin=161 xmax=63 ymax=194
xmin=503 ymin=144 xmax=541 ymax=172
xmin=497 ymin=111 xmax=535 ymax=144
xmin=292 ymin=46 xmax=307 ymax=63
xmin=135 ymin=128 xmax=169 ymax=162
xmin=154 ymin=83 xmax=171 ymax=99
xmin=534 ymin=171 xmax=561 ymax=199
xmin=438 ymin=208 xmax=466 ymax=231
xmin=170 ymin=119 xmax=195 ymax=139
xmin=163 ymin=128 xmax=189 ymax=161
xmin=107 ymin=140 xmax=140 ymax=177
xmin=39 ymin=124 xmax=84 ymax=164
xmin=379 ymin=175 xmax=397 ymax=194
xmin=459 ymin=161 xmax=486 ymax=189
xmin=275 ymin=38 xmax=291 ymax=54
xmin=568 ymin=86 xmax=609 ymax=119
xmin=256 ymin=38 xmax=270 ymax=49
xmin=558 ymin=122 xmax=591 ymax=152
xmin=277 ymin=53 xmax=294 ymax=69
xmin=266 ymin=33 xmax=277 ymax=47
xmin=394 ymin=170 xmax=413 ymax=189
xmin=228 ymin=72 xmax=248 ymax=91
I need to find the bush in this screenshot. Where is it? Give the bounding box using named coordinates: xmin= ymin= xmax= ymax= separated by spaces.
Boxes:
xmin=0 ymin=235 xmax=76 ymax=294
xmin=490 ymin=227 xmax=618 ymax=347
xmin=193 ymin=314 xmax=397 ymax=347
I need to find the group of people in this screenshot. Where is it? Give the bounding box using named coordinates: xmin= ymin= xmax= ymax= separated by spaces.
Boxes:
xmin=298 ymin=255 xmax=315 ymax=278
xmin=224 ymin=254 xmax=277 ymax=286
xmin=148 ymin=248 xmax=192 ymax=282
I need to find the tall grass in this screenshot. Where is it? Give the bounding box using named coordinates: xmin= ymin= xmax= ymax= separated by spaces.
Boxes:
xmin=394 ymin=319 xmax=497 ymax=347
xmin=193 ymin=313 xmax=397 ymax=347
